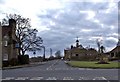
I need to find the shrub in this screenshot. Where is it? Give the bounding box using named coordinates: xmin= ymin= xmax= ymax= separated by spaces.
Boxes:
xmin=109 ymin=57 xmax=119 ymax=61
xmin=2 ymin=61 xmax=9 ymax=67
xmin=9 ymin=58 xmax=18 ymax=66
xmin=18 ymin=55 xmax=29 ymax=65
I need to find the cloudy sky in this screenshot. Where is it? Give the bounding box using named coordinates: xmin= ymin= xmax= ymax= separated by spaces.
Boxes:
xmin=0 ymin=0 xmax=119 ymax=57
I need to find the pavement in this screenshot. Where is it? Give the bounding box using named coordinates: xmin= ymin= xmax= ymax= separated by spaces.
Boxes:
xmin=2 ymin=62 xmax=46 ymax=70
xmin=1 ymin=59 xmax=119 ymax=81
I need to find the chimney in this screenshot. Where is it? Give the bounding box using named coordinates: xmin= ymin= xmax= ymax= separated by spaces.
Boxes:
xmin=9 ymin=19 xmax=16 ymax=33
xmin=9 ymin=19 xmax=16 ymax=27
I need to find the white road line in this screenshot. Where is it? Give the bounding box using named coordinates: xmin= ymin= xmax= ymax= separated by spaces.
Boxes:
xmin=78 ymin=77 xmax=84 ymax=80
xmin=30 ymin=77 xmax=43 ymax=80
xmin=46 ymin=60 xmax=58 ymax=70
xmin=15 ymin=77 xmax=29 ymax=80
xmin=78 ymin=68 xmax=85 ymax=70
xmin=63 ymin=77 xmax=74 ymax=80
xmin=2 ymin=76 xmax=109 ymax=80
xmin=2 ymin=77 xmax=15 ymax=80
xmin=46 ymin=68 xmax=53 ymax=70
xmin=93 ymin=77 xmax=107 ymax=80
xmin=46 ymin=77 xmax=57 ymax=80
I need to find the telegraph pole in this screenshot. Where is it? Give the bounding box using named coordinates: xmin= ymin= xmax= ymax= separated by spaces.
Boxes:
xmin=42 ymin=46 xmax=45 ymax=61
xmin=50 ymin=48 xmax=52 ymax=57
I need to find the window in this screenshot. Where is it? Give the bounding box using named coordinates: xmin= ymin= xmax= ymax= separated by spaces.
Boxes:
xmin=3 ymin=54 xmax=8 ymax=61
xmin=76 ymin=54 xmax=78 ymax=56
xmin=111 ymin=53 xmax=114 ymax=57
xmin=4 ymin=41 xmax=8 ymax=47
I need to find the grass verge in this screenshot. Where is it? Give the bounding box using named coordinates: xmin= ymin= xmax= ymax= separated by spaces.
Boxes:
xmin=67 ymin=61 xmax=120 ymax=69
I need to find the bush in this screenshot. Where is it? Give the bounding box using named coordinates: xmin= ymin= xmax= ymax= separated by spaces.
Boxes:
xmin=109 ymin=57 xmax=119 ymax=61
xmin=18 ymin=55 xmax=29 ymax=65
xmin=2 ymin=61 xmax=9 ymax=67
xmin=9 ymin=58 xmax=18 ymax=66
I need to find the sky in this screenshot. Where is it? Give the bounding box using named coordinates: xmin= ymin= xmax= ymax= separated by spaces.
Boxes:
xmin=0 ymin=0 xmax=119 ymax=58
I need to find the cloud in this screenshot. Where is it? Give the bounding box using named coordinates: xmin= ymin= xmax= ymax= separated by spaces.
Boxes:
xmin=38 ymin=2 xmax=118 ymax=54
xmin=0 ymin=0 xmax=119 ymax=57
xmin=0 ymin=0 xmax=5 ymax=4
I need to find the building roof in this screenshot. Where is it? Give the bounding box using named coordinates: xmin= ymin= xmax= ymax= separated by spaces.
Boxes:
xmin=1 ymin=19 xmax=18 ymax=43
xmin=117 ymin=39 xmax=120 ymax=46
xmin=109 ymin=46 xmax=120 ymax=53
xmin=107 ymin=39 xmax=120 ymax=53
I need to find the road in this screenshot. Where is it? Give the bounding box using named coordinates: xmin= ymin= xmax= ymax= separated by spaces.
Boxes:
xmin=2 ymin=59 xmax=119 ymax=80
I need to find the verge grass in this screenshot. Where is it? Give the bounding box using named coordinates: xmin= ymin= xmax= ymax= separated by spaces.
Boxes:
xmin=67 ymin=61 xmax=120 ymax=69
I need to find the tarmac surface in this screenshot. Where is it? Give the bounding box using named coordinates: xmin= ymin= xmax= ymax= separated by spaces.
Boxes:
xmin=1 ymin=59 xmax=119 ymax=81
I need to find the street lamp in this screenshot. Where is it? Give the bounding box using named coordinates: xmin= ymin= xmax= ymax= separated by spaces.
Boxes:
xmin=50 ymin=48 xmax=52 ymax=57
xmin=41 ymin=46 xmax=45 ymax=61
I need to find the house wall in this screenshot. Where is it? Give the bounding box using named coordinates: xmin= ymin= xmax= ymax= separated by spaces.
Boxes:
xmin=109 ymin=46 xmax=120 ymax=58
xmin=64 ymin=50 xmax=71 ymax=59
xmin=9 ymin=19 xmax=18 ymax=60
xmin=2 ymin=19 xmax=18 ymax=62
xmin=64 ymin=48 xmax=98 ymax=60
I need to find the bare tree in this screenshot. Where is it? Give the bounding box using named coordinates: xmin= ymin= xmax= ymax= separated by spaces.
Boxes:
xmin=96 ymin=39 xmax=108 ymax=64
xmin=21 ymin=28 xmax=43 ymax=55
xmin=96 ymin=39 xmax=102 ymax=53
xmin=55 ymin=50 xmax=62 ymax=59
xmin=2 ymin=14 xmax=43 ymax=55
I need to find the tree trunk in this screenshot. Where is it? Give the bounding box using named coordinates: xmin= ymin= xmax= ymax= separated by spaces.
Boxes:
xmin=21 ymin=50 xmax=25 ymax=55
xmin=18 ymin=38 xmax=21 ymax=55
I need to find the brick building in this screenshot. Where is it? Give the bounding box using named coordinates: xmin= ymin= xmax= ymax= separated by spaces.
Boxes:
xmin=106 ymin=39 xmax=120 ymax=59
xmin=1 ymin=19 xmax=19 ymax=64
xmin=64 ymin=38 xmax=98 ymax=60
xmin=64 ymin=39 xmax=98 ymax=60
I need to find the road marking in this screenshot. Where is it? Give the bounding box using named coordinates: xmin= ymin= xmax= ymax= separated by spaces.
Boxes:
xmin=78 ymin=77 xmax=84 ymax=80
xmin=93 ymin=77 xmax=107 ymax=80
xmin=2 ymin=77 xmax=15 ymax=80
xmin=30 ymin=77 xmax=43 ymax=80
xmin=2 ymin=76 xmax=109 ymax=80
xmin=63 ymin=77 xmax=74 ymax=80
xmin=78 ymin=68 xmax=87 ymax=70
xmin=15 ymin=77 xmax=29 ymax=80
xmin=46 ymin=77 xmax=57 ymax=80
xmin=46 ymin=60 xmax=58 ymax=70
xmin=46 ymin=68 xmax=53 ymax=70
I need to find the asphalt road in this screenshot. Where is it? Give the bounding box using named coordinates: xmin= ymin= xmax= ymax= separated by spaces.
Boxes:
xmin=2 ymin=59 xmax=119 ymax=80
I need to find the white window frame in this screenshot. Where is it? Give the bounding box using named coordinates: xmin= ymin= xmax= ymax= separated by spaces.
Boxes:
xmin=4 ymin=41 xmax=8 ymax=47
xmin=3 ymin=53 xmax=8 ymax=61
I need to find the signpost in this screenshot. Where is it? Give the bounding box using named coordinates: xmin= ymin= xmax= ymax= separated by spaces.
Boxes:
xmin=33 ymin=50 xmax=36 ymax=58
